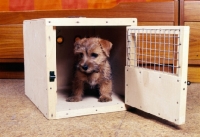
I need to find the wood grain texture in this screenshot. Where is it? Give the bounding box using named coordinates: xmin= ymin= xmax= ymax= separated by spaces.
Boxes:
xmin=182 ymin=0 xmax=200 ymax=81
xmin=184 ymin=22 xmax=200 ymax=61
xmin=189 ymin=59 xmax=200 ymax=65
xmin=0 ymin=2 xmax=177 ymax=25
xmin=179 ymin=0 xmax=184 ymax=25
xmin=0 ymin=58 xmax=24 ymax=63
xmin=0 ymin=71 xmax=24 ymax=79
xmin=138 ymin=22 xmax=174 ymax=26
xmin=184 ymin=1 xmax=200 ymax=21
xmin=174 ymin=0 xmax=179 ymax=25
xmin=0 ymin=25 xmax=23 ymax=59
xmin=188 ymin=66 xmax=200 ymax=82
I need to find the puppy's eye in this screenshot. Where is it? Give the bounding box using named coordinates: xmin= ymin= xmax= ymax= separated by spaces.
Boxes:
xmin=91 ymin=53 xmax=98 ymax=58
xmin=79 ymin=53 xmax=83 ymax=58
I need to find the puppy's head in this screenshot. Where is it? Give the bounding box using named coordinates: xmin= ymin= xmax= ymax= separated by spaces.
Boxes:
xmin=74 ymin=37 xmax=112 ymax=74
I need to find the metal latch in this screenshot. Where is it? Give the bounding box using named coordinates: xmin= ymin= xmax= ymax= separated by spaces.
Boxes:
xmin=49 ymin=71 xmax=56 ymax=82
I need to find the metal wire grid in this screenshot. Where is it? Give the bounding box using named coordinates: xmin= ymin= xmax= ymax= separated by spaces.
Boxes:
xmin=127 ymin=28 xmax=181 ymax=75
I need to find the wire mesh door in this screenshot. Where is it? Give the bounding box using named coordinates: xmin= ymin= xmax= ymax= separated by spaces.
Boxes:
xmin=125 ymin=26 xmax=190 ymax=125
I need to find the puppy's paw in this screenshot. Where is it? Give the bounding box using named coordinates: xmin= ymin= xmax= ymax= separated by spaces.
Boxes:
xmin=66 ymin=96 xmax=82 ymax=102
xmin=98 ymin=95 xmax=112 ymax=102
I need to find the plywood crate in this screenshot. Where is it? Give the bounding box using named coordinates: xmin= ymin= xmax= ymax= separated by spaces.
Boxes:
xmin=23 ymin=18 xmax=189 ymax=125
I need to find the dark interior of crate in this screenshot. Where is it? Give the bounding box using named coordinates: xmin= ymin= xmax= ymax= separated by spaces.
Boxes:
xmin=56 ymin=26 xmax=127 ymax=99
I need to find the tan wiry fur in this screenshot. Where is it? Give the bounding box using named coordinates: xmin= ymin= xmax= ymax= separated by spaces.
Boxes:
xmin=66 ymin=37 xmax=113 ymax=102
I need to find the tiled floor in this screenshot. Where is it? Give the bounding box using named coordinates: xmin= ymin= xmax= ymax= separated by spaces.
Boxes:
xmin=0 ymin=79 xmax=200 ymax=137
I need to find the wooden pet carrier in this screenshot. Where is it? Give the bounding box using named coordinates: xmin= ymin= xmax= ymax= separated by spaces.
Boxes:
xmin=23 ymin=18 xmax=189 ymax=125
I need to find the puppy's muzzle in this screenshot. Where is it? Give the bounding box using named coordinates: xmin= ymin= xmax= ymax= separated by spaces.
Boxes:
xmin=81 ymin=64 xmax=88 ymax=71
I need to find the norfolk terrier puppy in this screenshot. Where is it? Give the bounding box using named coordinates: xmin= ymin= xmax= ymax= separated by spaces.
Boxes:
xmin=66 ymin=37 xmax=113 ymax=102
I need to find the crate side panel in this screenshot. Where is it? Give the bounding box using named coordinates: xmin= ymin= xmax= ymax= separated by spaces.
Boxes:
xmin=23 ymin=20 xmax=49 ymax=118
xmin=46 ymin=26 xmax=57 ymax=119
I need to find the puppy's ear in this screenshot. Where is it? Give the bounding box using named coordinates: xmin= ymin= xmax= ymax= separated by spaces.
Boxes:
xmin=74 ymin=37 xmax=81 ymax=54
xmin=99 ymin=39 xmax=112 ymax=57
xmin=75 ymin=37 xmax=81 ymax=43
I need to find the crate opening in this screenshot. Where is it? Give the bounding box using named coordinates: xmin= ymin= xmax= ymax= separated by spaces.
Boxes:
xmin=55 ymin=26 xmax=127 ymax=117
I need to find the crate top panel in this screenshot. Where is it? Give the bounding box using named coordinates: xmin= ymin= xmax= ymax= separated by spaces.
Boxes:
xmin=23 ymin=18 xmax=137 ymax=26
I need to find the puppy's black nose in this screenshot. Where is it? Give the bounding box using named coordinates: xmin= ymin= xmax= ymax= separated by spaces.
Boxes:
xmin=82 ymin=65 xmax=88 ymax=70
